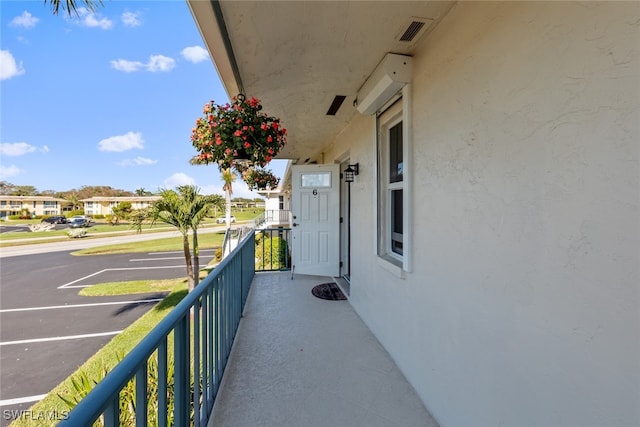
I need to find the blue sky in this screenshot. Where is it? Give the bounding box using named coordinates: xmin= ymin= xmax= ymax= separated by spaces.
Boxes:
xmin=0 ymin=1 xmax=287 ymax=198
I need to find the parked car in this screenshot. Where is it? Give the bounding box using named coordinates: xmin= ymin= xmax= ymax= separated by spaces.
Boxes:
xmin=216 ymin=216 xmax=236 ymax=224
xmin=41 ymin=216 xmax=67 ymax=224
xmin=69 ymin=217 xmax=90 ymax=228
xmin=71 ymin=215 xmax=92 ymax=223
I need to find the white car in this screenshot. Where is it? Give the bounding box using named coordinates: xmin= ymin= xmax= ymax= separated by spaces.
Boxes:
xmin=216 ymin=216 xmax=236 ymax=224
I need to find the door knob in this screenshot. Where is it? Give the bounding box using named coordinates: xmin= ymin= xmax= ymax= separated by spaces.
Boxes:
xmin=292 ymin=222 xmax=298 ymax=227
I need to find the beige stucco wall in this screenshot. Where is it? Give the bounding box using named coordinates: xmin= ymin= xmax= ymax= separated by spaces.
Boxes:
xmin=325 ymin=2 xmax=639 ymax=426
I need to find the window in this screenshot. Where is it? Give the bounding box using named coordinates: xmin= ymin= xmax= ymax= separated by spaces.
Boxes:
xmin=300 ymin=172 xmax=331 ymax=188
xmin=278 ymin=195 xmax=284 ymax=210
xmin=377 ymin=99 xmax=406 ymax=267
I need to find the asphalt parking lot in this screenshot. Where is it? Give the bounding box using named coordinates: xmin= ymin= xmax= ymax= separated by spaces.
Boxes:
xmin=0 ymin=245 xmax=214 ymax=426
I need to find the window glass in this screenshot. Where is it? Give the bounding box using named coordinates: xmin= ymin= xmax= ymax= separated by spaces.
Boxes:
xmin=301 ymin=172 xmax=331 ymax=188
xmin=389 ymin=122 xmax=403 ymax=183
xmin=391 ymin=189 xmax=403 ymax=255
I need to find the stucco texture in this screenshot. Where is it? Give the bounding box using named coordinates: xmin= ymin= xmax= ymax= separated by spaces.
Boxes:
xmin=325 ymin=2 xmax=639 ymax=426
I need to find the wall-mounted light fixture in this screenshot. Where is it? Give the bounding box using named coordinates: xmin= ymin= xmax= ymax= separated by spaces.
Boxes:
xmin=344 ymin=163 xmax=359 ymax=183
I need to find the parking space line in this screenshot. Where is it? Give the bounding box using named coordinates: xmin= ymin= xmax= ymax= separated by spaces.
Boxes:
xmin=0 ymin=394 xmax=48 ymax=406
xmin=57 ymin=265 xmax=185 ymax=289
xmin=0 ymin=298 xmax=163 ymax=313
xmin=129 ymin=257 xmax=185 ymax=262
xmin=0 ymin=331 xmax=123 ymax=346
xmin=147 ymin=249 xmax=215 ymax=255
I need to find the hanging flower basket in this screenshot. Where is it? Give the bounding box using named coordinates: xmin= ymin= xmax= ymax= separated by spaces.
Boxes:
xmin=190 ymin=94 xmax=287 ymax=171
xmin=243 ymin=168 xmax=280 ymax=191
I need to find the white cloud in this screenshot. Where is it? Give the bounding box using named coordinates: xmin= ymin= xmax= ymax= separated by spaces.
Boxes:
xmin=118 ymin=156 xmax=157 ymax=166
xmin=0 ymin=142 xmax=36 ymax=156
xmin=163 ymin=174 xmax=260 ymax=199
xmin=0 ymin=50 xmax=25 ymax=80
xmin=10 ymin=11 xmax=39 ymax=29
xmin=164 ymin=173 xmax=196 ymax=189
xmin=111 ymin=55 xmax=175 ymax=73
xmin=147 ymin=55 xmax=175 ymax=72
xmin=75 ymin=7 xmax=113 ymax=29
xmin=121 ymin=11 xmax=141 ymax=27
xmin=98 ymin=131 xmax=144 ymax=152
xmin=40 ymin=145 xmax=50 ymax=153
xmin=201 ymin=180 xmax=258 ymax=200
xmin=110 ymin=59 xmax=144 ymax=72
xmin=181 ymin=46 xmax=209 ymax=63
xmin=0 ymin=164 xmax=24 ymax=179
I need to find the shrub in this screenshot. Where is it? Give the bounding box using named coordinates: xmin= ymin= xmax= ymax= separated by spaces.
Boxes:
xmin=66 ymin=229 xmax=87 ymax=239
xmin=58 ymin=352 xmax=186 ymax=426
xmin=255 ymin=232 xmax=289 ymax=270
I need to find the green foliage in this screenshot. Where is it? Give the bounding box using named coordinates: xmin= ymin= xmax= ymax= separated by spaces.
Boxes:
xmin=67 ymin=209 xmax=85 ymax=217
xmin=57 ymin=352 xmax=182 ymax=426
xmin=111 ymin=202 xmax=133 ymax=223
xmin=255 ymin=232 xmax=289 ymax=270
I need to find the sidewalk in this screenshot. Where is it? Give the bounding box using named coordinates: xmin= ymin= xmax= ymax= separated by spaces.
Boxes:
xmin=209 ymin=272 xmax=440 ymax=427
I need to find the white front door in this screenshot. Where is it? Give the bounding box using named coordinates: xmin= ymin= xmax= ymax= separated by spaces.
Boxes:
xmin=291 ymin=164 xmax=340 ymax=277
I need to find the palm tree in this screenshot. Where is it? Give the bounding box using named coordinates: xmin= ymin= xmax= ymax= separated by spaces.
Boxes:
xmin=221 ymin=168 xmax=236 ymax=229
xmin=44 ymin=0 xmax=103 ymax=15
xmin=145 ymin=186 xmax=214 ymax=291
xmin=65 ymin=193 xmax=82 ymax=211
xmin=177 ymin=186 xmax=221 ymax=287
xmin=135 ymin=187 xmax=149 ymax=196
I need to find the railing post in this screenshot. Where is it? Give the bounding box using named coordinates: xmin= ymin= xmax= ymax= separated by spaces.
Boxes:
xmin=135 ymin=364 xmax=148 ymax=427
xmin=158 ymin=340 xmax=168 ymax=427
xmin=174 ymin=315 xmax=190 ymax=427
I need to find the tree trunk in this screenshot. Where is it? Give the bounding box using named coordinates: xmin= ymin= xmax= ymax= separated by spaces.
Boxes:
xmin=192 ymin=230 xmax=200 ymax=286
xmin=225 ymin=188 xmax=232 ymax=229
xmin=183 ymin=234 xmax=195 ymax=292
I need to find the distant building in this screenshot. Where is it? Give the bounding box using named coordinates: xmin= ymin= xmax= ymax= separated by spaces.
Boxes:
xmin=80 ymin=196 xmax=161 ymax=216
xmin=0 ymin=195 xmax=67 ymax=219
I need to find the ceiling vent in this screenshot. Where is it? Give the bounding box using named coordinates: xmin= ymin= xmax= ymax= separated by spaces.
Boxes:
xmin=396 ymin=17 xmax=433 ymax=44
xmin=326 ymin=95 xmax=346 ymax=116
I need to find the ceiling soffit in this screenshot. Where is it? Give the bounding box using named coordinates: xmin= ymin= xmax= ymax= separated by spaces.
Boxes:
xmin=194 ymin=1 xmax=454 ymax=164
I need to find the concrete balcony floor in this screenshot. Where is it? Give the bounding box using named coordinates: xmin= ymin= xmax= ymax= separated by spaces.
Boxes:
xmin=208 ymin=272 xmax=439 ymax=427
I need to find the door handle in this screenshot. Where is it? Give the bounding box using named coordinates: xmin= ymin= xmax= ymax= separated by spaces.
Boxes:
xmin=292 ymin=222 xmax=298 ymax=227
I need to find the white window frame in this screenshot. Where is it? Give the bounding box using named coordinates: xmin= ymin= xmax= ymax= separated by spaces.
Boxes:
xmin=376 ymin=86 xmax=412 ymax=274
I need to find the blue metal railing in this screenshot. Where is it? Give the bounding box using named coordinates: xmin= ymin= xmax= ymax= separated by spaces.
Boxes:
xmin=255 ymin=228 xmax=291 ymax=271
xmin=59 ymin=231 xmax=256 ymax=427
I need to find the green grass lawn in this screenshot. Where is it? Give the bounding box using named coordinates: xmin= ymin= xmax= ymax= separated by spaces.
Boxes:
xmin=72 ymin=230 xmax=225 ymax=255
xmin=9 ymin=278 xmax=189 ymax=427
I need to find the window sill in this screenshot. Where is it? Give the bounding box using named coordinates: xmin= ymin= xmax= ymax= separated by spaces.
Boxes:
xmin=377 ymin=255 xmax=404 ymax=279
